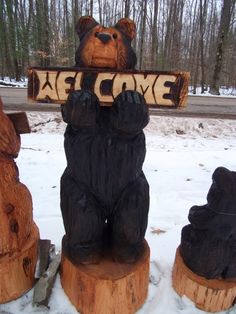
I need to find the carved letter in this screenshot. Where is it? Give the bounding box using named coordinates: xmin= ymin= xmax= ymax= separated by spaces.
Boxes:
xmin=112 ymin=74 xmax=135 ymax=98
xmin=57 ymin=72 xmax=82 ymax=101
xmin=29 ymin=68 xmax=189 ymax=108
xmin=94 ymin=73 xmax=115 ymax=103
xmin=153 ymin=75 xmax=176 ymax=106
xmin=133 ymin=74 xmax=157 ymax=104
xmin=36 ymin=70 xmax=57 ymax=100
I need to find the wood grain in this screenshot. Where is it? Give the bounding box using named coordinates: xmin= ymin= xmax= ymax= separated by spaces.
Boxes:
xmin=0 ymin=223 xmax=39 ymax=303
xmin=0 ymin=155 xmax=34 ymax=255
xmin=172 ymin=247 xmax=236 ymax=312
xmin=0 ymin=98 xmax=39 ymax=303
xmin=0 ymin=97 xmax=20 ymax=156
xmin=6 ymin=112 xmax=31 ymax=134
xmin=60 ymin=240 xmax=150 ymax=314
xmin=28 ymin=67 xmax=189 ymax=108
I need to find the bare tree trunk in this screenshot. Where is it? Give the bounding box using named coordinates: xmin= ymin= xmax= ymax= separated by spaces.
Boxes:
xmin=90 ymin=0 xmax=93 ymax=16
xmin=0 ymin=0 xmax=12 ymax=77
xmin=210 ymin=0 xmax=235 ymax=95
xmin=124 ymin=0 xmax=130 ymax=18
xmin=199 ymin=0 xmax=207 ymax=93
xmin=193 ymin=45 xmax=200 ymax=94
xmin=188 ymin=0 xmax=199 ymax=89
xmin=163 ymin=0 xmax=173 ymax=70
xmin=151 ymin=0 xmax=158 ymax=69
xmin=5 ymin=0 xmax=21 ymax=80
xmin=44 ymin=0 xmax=50 ymax=66
xmin=35 ymin=0 xmax=51 ymax=66
xmin=98 ymin=0 xmax=102 ymax=24
xmin=139 ymin=0 xmax=147 ymax=70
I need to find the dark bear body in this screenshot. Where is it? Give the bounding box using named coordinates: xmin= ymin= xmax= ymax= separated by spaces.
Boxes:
xmin=180 ymin=167 xmax=236 ymax=279
xmin=60 ymin=17 xmax=149 ymax=265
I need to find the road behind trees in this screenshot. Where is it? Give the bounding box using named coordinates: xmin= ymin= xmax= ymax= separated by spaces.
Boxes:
xmin=1 ymin=87 xmax=236 ymax=120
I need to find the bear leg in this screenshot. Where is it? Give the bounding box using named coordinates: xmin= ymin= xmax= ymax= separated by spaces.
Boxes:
xmin=180 ymin=225 xmax=230 ymax=279
xmin=61 ymin=171 xmax=105 ymax=264
xmin=111 ymin=173 xmax=149 ymax=263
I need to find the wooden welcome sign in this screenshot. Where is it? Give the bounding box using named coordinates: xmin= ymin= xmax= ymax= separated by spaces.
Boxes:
xmin=28 ymin=67 xmax=189 ymax=108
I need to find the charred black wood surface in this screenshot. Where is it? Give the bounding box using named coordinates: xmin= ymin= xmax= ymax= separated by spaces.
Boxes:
xmin=61 ymin=90 xmax=149 ymax=264
xmin=60 ymin=16 xmax=150 ymax=265
xmin=180 ymin=167 xmax=236 ymax=279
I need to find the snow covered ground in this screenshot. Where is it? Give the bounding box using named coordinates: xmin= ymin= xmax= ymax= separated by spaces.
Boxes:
xmin=1 ymin=113 xmax=236 ymax=314
xmin=0 ymin=78 xmax=28 ymax=88
xmin=188 ymin=86 xmax=236 ymax=97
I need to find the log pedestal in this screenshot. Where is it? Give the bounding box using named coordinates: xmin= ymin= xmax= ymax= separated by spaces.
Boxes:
xmin=172 ymin=247 xmax=236 ymax=312
xmin=0 ymin=223 xmax=39 ymax=303
xmin=60 ymin=241 xmax=150 ymax=314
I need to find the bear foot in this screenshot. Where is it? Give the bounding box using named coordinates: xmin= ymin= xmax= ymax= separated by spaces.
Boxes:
xmin=112 ymin=241 xmax=145 ymax=264
xmin=62 ymin=235 xmax=102 ymax=265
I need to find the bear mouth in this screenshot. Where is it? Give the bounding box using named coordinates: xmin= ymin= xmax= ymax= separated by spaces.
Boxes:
xmin=91 ymin=56 xmax=117 ymax=68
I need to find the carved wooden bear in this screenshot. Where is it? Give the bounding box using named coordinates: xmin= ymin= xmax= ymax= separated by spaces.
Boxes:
xmin=0 ymin=99 xmax=33 ymax=255
xmin=60 ymin=16 xmax=149 ymax=265
xmin=180 ymin=167 xmax=236 ymax=279
xmin=0 ymin=98 xmax=39 ymax=303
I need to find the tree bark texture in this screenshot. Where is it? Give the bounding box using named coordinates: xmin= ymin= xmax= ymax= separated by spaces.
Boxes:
xmin=210 ymin=0 xmax=235 ymax=95
xmin=0 ymin=0 xmax=235 ymax=89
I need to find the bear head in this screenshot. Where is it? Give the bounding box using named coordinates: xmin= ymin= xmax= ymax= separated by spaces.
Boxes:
xmin=186 ymin=167 xmax=236 ymax=226
xmin=75 ymin=16 xmax=137 ymax=70
xmin=207 ymin=167 xmax=236 ymax=215
xmin=0 ymin=98 xmax=20 ymax=158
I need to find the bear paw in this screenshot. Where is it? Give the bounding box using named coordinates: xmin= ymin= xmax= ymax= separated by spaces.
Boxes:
xmin=62 ymin=90 xmax=100 ymax=129
xmin=110 ymin=91 xmax=149 ymax=134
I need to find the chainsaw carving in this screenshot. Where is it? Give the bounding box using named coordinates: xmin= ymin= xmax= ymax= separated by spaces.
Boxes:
xmin=180 ymin=167 xmax=236 ymax=279
xmin=0 ymin=98 xmax=39 ymax=303
xmin=60 ymin=16 xmax=150 ymax=265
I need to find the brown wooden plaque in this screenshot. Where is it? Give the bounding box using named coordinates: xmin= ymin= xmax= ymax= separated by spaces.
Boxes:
xmin=28 ymin=67 xmax=189 ymax=108
xmin=6 ymin=112 xmax=31 ymax=134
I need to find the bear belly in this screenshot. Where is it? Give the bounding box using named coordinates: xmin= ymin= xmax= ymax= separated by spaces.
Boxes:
xmin=64 ymin=130 xmax=146 ymax=206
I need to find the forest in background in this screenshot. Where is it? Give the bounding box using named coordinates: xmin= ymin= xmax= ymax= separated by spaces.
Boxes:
xmin=0 ymin=0 xmax=235 ymax=94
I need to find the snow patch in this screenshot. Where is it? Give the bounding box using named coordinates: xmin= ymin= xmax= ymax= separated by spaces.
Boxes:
xmin=1 ymin=112 xmax=236 ymax=313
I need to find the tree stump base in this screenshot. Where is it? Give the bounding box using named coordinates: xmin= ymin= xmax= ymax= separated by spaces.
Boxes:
xmin=0 ymin=223 xmax=39 ymax=303
xmin=60 ymin=240 xmax=150 ymax=314
xmin=172 ymin=247 xmax=236 ymax=312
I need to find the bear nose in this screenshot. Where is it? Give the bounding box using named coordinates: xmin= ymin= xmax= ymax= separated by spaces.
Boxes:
xmin=97 ymin=33 xmax=112 ymax=44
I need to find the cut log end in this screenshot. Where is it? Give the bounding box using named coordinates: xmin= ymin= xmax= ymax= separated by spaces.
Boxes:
xmin=172 ymin=247 xmax=236 ymax=312
xmin=60 ymin=239 xmax=150 ymax=314
xmin=0 ymin=223 xmax=39 ymax=304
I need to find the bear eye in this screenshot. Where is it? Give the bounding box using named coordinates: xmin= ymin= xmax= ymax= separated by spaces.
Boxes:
xmin=95 ymin=32 xmax=99 ymax=37
xmin=113 ymin=33 xmax=118 ymax=39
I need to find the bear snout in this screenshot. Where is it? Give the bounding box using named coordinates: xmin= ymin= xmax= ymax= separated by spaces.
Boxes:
xmin=96 ymin=32 xmax=112 ymax=44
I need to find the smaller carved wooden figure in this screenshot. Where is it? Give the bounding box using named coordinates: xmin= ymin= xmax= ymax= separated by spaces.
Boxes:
xmin=180 ymin=167 xmax=236 ymax=280
xmin=0 ymin=98 xmax=39 ymax=303
xmin=172 ymin=167 xmax=236 ymax=312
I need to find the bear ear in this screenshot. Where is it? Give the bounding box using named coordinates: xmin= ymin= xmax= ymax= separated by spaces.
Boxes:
xmin=212 ymin=167 xmax=234 ymax=193
xmin=115 ymin=18 xmax=136 ymax=40
xmin=76 ymin=16 xmax=98 ymax=40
